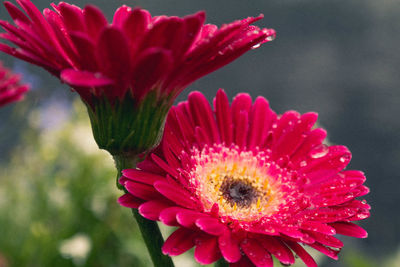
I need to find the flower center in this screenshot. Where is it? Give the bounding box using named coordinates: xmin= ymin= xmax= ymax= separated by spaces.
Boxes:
xmin=188 ymin=144 xmax=285 ymax=222
xmin=220 ymin=177 xmax=260 ymax=208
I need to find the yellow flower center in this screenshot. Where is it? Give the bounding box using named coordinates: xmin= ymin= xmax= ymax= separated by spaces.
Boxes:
xmin=189 ymin=144 xmax=283 ymax=222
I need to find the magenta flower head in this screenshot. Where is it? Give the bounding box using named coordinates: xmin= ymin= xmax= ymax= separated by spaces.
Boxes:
xmin=0 ymin=60 xmax=29 ymax=107
xmin=0 ymin=0 xmax=275 ymax=155
xmin=119 ymin=90 xmax=370 ymax=266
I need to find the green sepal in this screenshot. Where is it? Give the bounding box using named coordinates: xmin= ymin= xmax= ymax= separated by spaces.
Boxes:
xmin=86 ymin=91 xmax=171 ymax=157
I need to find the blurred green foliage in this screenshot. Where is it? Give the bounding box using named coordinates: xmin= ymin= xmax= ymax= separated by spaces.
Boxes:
xmin=0 ymin=100 xmax=151 ymax=267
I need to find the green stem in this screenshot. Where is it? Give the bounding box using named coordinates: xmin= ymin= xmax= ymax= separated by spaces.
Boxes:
xmin=215 ymin=258 xmax=229 ymax=267
xmin=114 ymin=154 xmax=175 ymax=267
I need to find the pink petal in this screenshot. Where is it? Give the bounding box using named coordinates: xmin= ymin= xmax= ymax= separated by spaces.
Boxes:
xmin=122 ymin=8 xmax=150 ymax=58
xmin=195 ymin=217 xmax=227 ymax=235
xmin=272 ymin=112 xmax=318 ymax=159
xmin=139 ymin=17 xmax=185 ymax=58
xmin=122 ymin=169 xmax=165 ymax=185
xmin=307 ymin=232 xmax=343 ymax=248
xmin=232 ymin=93 xmax=252 ymax=148
xmin=300 ymin=145 xmax=352 ymax=184
xmin=112 ymin=5 xmax=131 ymax=27
xmin=117 ymin=193 xmax=143 ymax=209
xmin=194 ymin=125 xmax=211 ymax=145
xmin=138 ymin=200 xmax=171 ymax=221
xmin=180 ymin=11 xmax=205 ymax=55
xmin=194 ymin=235 xmax=221 ymax=265
xmin=290 ymin=128 xmax=327 ymax=165
xmin=330 ymin=222 xmax=368 ymax=238
xmin=232 ymin=93 xmax=252 ymax=126
xmin=83 ymin=5 xmax=108 ymax=40
xmin=308 ymin=242 xmax=340 ymax=260
xmin=159 ymin=207 xmax=186 ymax=226
xmin=17 ymin=0 xmax=75 ymax=68
xmin=58 ymin=2 xmax=85 ymax=33
xmin=171 ymin=104 xmax=196 ymax=144
xmin=188 ymin=91 xmax=220 ymax=143
xmin=235 ymin=110 xmax=249 ymax=149
xmin=125 ymin=181 xmax=160 ymax=201
xmin=176 ymin=209 xmax=208 ymax=228
xmin=96 ymin=26 xmax=130 ymax=97
xmin=4 ymin=1 xmax=30 ymax=25
xmin=214 ymin=89 xmax=233 ymax=145
xmin=136 ymin=159 xmax=165 ymax=175
xmin=68 ymin=32 xmax=98 ymax=71
xmin=130 ymin=47 xmax=173 ymax=99
xmin=258 ymin=236 xmax=295 ymax=265
xmin=248 ymin=96 xmax=275 ymax=150
xmin=285 ymin=241 xmax=317 ymax=267
xmin=241 ymin=238 xmax=273 ymax=267
xmin=61 ymin=69 xmax=113 ymax=87
xmin=154 ymin=180 xmax=198 ymax=209
xmin=162 ymin=228 xmax=196 ymax=256
xmin=300 ymin=221 xmax=336 ymax=236
xmin=151 ymin=154 xmax=179 ymax=178
xmin=218 ymin=231 xmax=241 ymax=263
xmin=272 ymin=111 xmax=300 ymax=146
xmin=162 ymin=125 xmax=185 ymax=158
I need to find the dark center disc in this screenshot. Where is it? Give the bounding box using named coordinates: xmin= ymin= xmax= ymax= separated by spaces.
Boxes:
xmin=220 ymin=176 xmax=259 ymax=208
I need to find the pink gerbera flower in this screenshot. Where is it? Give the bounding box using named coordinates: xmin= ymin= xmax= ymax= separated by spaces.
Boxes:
xmin=0 ymin=0 xmax=275 ymax=154
xmin=0 ymin=60 xmax=28 ymax=107
xmin=119 ymin=90 xmax=370 ymax=267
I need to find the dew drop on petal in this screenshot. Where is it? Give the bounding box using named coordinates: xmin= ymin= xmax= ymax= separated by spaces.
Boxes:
xmin=339 ymin=154 xmax=350 ymax=163
xmin=309 ymin=144 xmax=329 ymax=159
xmin=299 ymin=161 xmax=307 ymax=167
xmin=251 ymin=43 xmax=261 ymax=49
xmin=266 ymin=35 xmax=275 ymax=41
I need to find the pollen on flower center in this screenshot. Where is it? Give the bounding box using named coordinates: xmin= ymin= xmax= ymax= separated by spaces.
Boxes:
xmin=188 ymin=144 xmax=284 ymax=222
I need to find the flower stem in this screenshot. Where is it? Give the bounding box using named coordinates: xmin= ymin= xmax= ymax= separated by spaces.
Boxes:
xmin=114 ymin=154 xmax=174 ymax=267
xmin=215 ymin=258 xmax=229 ymax=267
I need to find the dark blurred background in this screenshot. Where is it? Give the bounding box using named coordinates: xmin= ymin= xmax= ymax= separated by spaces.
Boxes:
xmin=1 ymin=0 xmax=399 ymax=266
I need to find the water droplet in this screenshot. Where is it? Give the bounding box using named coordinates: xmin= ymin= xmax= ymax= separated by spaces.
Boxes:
xmin=339 ymin=154 xmax=350 ymax=163
xmin=361 ymin=200 xmax=367 ymax=204
xmin=251 ymin=43 xmax=261 ymax=49
xmin=266 ymin=35 xmax=275 ymax=41
xmin=309 ymin=144 xmax=329 ymax=159
xmin=299 ymin=161 xmax=307 ymax=167
xmin=357 ymin=213 xmax=369 ymax=219
xmin=277 ymin=156 xmax=289 ymax=167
